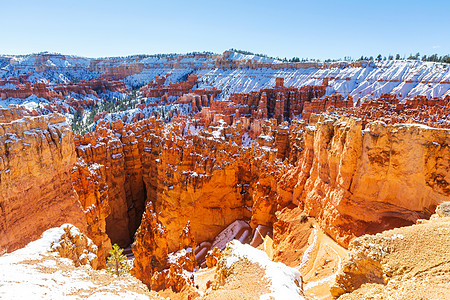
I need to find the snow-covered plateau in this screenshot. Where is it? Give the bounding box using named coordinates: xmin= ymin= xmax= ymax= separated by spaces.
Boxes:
xmin=1 ymin=52 xmax=449 ymax=102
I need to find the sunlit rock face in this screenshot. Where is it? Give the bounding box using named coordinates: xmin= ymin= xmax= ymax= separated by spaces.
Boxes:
xmin=74 ymin=119 xmax=148 ymax=247
xmin=294 ymin=114 xmax=450 ymax=247
xmin=0 ymin=108 xmax=86 ymax=252
xmin=71 ymin=158 xmax=112 ymax=268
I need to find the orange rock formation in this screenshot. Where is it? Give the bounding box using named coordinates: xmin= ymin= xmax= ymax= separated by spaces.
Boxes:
xmin=140 ymin=74 xmax=198 ymax=98
xmin=75 ymin=120 xmax=146 ymax=247
xmin=293 ymin=114 xmax=450 ymax=247
xmin=302 ymin=94 xmax=353 ymax=121
xmin=0 ymin=108 xmax=87 ymax=252
xmin=71 ymin=158 xmax=112 ymax=267
xmin=334 ymin=94 xmax=450 ymax=129
xmin=224 ymin=80 xmax=326 ymax=123
xmin=132 ymin=201 xmax=169 ymax=287
xmin=330 ymin=203 xmax=450 ymax=299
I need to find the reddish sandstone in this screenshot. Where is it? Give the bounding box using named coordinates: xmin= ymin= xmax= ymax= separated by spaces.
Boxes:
xmin=0 ymin=110 xmax=87 ymax=252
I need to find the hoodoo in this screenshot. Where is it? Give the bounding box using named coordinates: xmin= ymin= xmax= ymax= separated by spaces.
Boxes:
xmin=1 ymin=50 xmax=449 ymax=300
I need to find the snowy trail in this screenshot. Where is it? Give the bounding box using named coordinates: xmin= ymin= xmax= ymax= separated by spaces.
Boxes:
xmin=297 ymin=226 xmax=318 ymax=271
xmin=303 ymin=246 xmax=342 ymax=291
xmin=294 ymin=225 xmax=348 ymax=299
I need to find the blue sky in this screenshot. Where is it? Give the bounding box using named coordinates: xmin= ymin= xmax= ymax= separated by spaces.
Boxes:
xmin=0 ymin=0 xmax=448 ymax=59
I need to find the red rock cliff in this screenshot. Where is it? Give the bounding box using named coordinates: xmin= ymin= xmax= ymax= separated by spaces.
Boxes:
xmin=75 ymin=119 xmax=148 ymax=247
xmin=293 ymin=114 xmax=450 ymax=247
xmin=71 ymin=158 xmax=112 ymax=267
xmin=0 ymin=108 xmax=87 ymax=252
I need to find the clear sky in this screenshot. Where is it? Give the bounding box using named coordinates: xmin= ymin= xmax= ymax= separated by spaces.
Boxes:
xmin=1 ymin=0 xmax=449 ymax=60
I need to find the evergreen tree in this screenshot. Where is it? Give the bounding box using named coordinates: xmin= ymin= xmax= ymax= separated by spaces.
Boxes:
xmin=106 ymin=244 xmax=131 ymax=276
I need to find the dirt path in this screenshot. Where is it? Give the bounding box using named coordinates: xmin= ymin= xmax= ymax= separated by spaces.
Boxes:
xmin=298 ymin=225 xmax=347 ymax=300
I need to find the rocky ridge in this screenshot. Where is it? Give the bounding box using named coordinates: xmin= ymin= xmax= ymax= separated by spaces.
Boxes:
xmin=330 ymin=202 xmax=450 ymax=299
xmin=0 ymin=107 xmax=113 ymax=270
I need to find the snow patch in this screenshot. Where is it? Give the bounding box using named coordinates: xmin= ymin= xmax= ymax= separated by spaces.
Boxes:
xmin=298 ymin=226 xmax=318 ymax=270
xmin=211 ymin=220 xmax=250 ymax=250
xmin=0 ymin=224 xmax=150 ymax=299
xmin=225 ymin=240 xmax=304 ymax=300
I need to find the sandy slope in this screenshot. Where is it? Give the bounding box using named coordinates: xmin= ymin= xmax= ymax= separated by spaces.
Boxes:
xmin=332 ymin=212 xmax=450 ymax=300
xmin=271 ymin=207 xmax=348 ymax=300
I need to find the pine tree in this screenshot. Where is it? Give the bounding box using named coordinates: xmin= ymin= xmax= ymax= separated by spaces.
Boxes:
xmin=106 ymin=244 xmax=131 ymax=276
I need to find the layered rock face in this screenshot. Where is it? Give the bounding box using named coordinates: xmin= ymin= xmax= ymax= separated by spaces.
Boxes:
xmin=0 ymin=79 xmax=127 ymax=101
xmin=71 ymin=158 xmax=112 ymax=267
xmin=204 ymin=81 xmax=326 ymax=125
xmin=0 ymin=108 xmax=87 ymax=252
xmin=74 ymin=120 xmax=147 ymax=247
xmin=140 ymin=74 xmax=198 ymax=98
xmin=332 ymin=94 xmax=450 ymax=129
xmin=142 ymin=117 xmax=306 ymax=251
xmin=302 ymin=94 xmax=353 ymax=121
xmin=294 ymin=114 xmax=450 ymax=247
xmin=141 ymin=130 xmax=248 ymax=251
xmin=0 ymin=106 xmax=33 ymax=122
xmin=132 ymin=201 xmax=169 ymax=287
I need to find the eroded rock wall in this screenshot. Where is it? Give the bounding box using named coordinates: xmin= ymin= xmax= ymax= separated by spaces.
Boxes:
xmin=77 ymin=116 xmax=297 ymax=255
xmin=71 ymin=158 xmax=112 ymax=267
xmin=0 ymin=109 xmax=87 ymax=252
xmin=75 ymin=120 xmax=147 ymax=247
xmin=141 ymin=122 xmax=249 ymax=251
xmin=295 ymin=114 xmax=450 ymax=247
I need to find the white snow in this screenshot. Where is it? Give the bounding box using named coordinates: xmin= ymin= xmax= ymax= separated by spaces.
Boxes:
xmin=168 ymin=248 xmax=191 ymax=265
xmin=224 ymin=240 xmax=304 ymax=300
xmin=0 ymin=224 xmax=149 ymax=300
xmin=259 ymin=134 xmax=274 ymax=142
xmin=298 ymin=226 xmax=318 ymax=270
xmin=0 ymin=95 xmax=49 ymax=110
xmin=184 ymin=123 xmax=203 ymax=136
xmin=242 ymin=132 xmax=253 ymax=147
xmin=211 ymin=220 xmax=250 ymax=250
xmin=386 ymin=233 xmax=405 ymax=240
